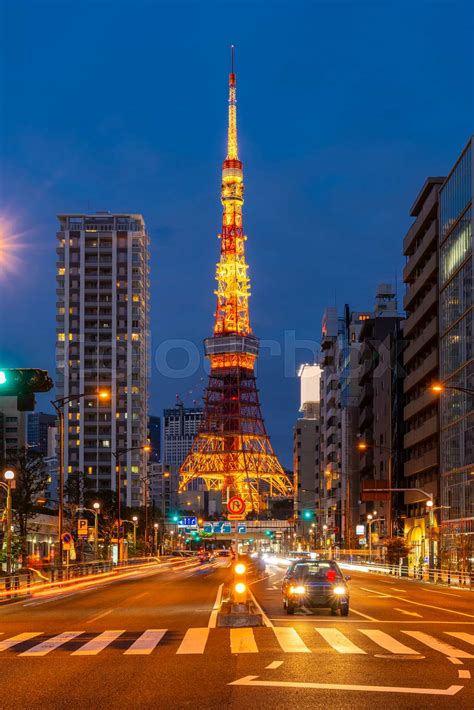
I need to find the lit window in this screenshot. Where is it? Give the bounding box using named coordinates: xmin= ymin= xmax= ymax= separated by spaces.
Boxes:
xmin=58 ymin=267 xmax=65 ymax=276
xmin=58 ymin=333 xmax=65 ymax=341
xmin=76 ymin=439 xmax=81 ymax=446
xmin=87 ymin=466 xmax=93 ymax=475
xmin=69 ymin=333 xmax=74 ymax=341
xmin=132 ymin=295 xmax=141 ymax=302
xmin=103 ymin=440 xmax=110 ymax=448
xmin=131 ymin=333 xmax=139 ymax=341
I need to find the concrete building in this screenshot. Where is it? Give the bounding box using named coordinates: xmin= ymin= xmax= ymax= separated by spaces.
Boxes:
xmin=293 ymin=364 xmax=321 ymax=544
xmin=149 ymin=462 xmax=174 ymax=519
xmin=27 ymin=412 xmax=57 ymax=457
xmin=402 ymin=177 xmax=444 ymax=561
xmin=163 ymin=404 xmax=203 ymax=469
xmin=438 ymin=138 xmax=473 ymax=556
xmin=56 ymin=212 xmax=150 ymax=507
xmin=0 ymin=396 xmax=27 ymax=464
xmin=357 ymin=285 xmax=405 ymax=549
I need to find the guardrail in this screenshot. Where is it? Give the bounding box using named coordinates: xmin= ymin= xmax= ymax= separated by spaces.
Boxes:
xmin=0 ymin=556 xmax=197 ymax=604
xmin=337 ymin=558 xmax=474 ymax=590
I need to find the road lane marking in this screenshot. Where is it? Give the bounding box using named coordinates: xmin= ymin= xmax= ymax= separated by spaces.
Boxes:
xmin=0 ymin=633 xmax=42 ymax=652
xmin=230 ymin=628 xmax=258 ymax=653
xmin=349 ymin=608 xmax=378 ymax=621
xmin=458 ymin=670 xmax=471 ymax=679
xmin=394 ymin=608 xmax=423 ymax=618
xmin=248 ymin=588 xmax=273 ymax=627
xmin=86 ymin=608 xmax=115 ymax=624
xmin=176 ymin=628 xmax=209 ymax=655
xmin=272 ymin=627 xmax=310 ymax=653
xmin=359 ymin=587 xmax=391 ymax=598
xmin=446 ymin=632 xmax=474 ymax=647
xmin=72 ymin=630 xmax=124 ymax=656
xmin=315 ymin=628 xmax=366 ymax=654
xmin=266 ymin=661 xmax=283 ymax=669
xmin=124 ymin=629 xmax=167 ymax=655
xmin=402 ymin=631 xmax=474 ymax=658
xmin=391 ymin=588 xmax=405 ymax=592
xmin=228 ymin=676 xmax=464 ymax=695
xmin=126 ymin=592 xmax=149 ymax=603
xmin=385 ymin=595 xmax=474 ymax=619
xmin=208 ymin=584 xmax=224 ymax=628
xmin=447 ymin=657 xmax=463 ymax=664
xmin=20 ymin=631 xmax=84 ymax=656
xmin=359 ymin=629 xmax=419 ymax=654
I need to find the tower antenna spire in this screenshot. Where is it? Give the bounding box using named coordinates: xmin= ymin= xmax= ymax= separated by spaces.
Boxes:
xmin=231 ymin=44 xmax=234 ymax=74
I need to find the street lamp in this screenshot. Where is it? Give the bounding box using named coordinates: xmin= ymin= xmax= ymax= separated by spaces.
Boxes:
xmin=93 ymin=502 xmax=100 ymax=559
xmin=51 ymin=388 xmax=110 ymax=566
xmin=132 ymin=516 xmax=138 ymax=550
xmin=430 ymin=383 xmax=474 ymax=396
xmin=2 ymin=469 xmax=15 ymax=575
xmin=367 ymin=512 xmax=377 ymax=562
xmin=426 ymin=501 xmax=450 ymax=577
xmin=112 ymin=444 xmax=150 ymax=562
xmin=154 ymin=522 xmax=159 ymax=554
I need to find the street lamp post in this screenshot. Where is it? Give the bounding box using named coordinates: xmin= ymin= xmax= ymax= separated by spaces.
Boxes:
xmin=93 ymin=502 xmax=100 ymax=559
xmin=426 ymin=501 xmax=450 ymax=578
xmin=2 ymin=469 xmax=15 ymax=575
xmin=52 ymin=389 xmax=109 ymax=566
xmin=132 ymin=516 xmax=138 ymax=550
xmin=366 ymin=511 xmax=377 ymax=562
xmin=358 ymin=441 xmax=393 ymax=537
xmin=112 ymin=444 xmax=150 ymax=562
xmin=154 ymin=522 xmax=159 ymax=554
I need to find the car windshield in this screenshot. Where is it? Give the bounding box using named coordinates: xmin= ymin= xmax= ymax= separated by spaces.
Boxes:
xmin=292 ymin=561 xmax=340 ymax=579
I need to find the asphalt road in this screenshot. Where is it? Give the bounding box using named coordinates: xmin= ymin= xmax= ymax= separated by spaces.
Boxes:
xmin=0 ymin=557 xmax=473 ymax=709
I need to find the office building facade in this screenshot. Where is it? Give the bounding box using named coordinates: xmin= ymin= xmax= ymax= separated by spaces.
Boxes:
xmin=27 ymin=412 xmax=57 ymax=457
xmin=56 ymin=212 xmax=150 ymax=507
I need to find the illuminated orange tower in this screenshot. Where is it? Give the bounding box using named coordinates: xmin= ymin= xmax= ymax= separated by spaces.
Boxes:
xmin=179 ymin=50 xmax=293 ymax=513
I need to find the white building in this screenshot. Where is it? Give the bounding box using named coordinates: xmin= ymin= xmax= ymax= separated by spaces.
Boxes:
xmin=56 ymin=212 xmax=150 ymax=506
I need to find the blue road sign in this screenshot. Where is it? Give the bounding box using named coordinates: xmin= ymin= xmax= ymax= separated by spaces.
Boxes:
xmin=237 ymin=524 xmax=246 ymax=533
xmin=178 ymin=516 xmax=197 ymax=528
xmin=222 ymin=523 xmax=232 ymax=533
xmin=203 ymin=523 xmax=213 ymax=534
xmin=212 ymin=522 xmax=222 ymax=533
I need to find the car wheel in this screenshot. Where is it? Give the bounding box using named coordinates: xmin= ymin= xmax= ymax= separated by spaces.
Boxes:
xmin=286 ymin=603 xmax=295 ymax=615
xmin=340 ymin=604 xmax=349 ymax=617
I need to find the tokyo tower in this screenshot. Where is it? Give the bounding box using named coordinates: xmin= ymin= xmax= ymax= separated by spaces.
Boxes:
xmin=179 ymin=50 xmax=293 ymax=514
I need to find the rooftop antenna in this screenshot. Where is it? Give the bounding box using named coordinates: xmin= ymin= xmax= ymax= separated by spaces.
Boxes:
xmin=231 ymin=44 xmax=234 ymax=74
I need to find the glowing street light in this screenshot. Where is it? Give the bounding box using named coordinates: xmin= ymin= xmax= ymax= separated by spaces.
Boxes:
xmin=2 ymin=469 xmax=15 ymax=575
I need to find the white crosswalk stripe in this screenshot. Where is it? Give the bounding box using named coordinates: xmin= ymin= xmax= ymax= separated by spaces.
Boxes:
xmin=72 ymin=630 xmax=125 ymax=656
xmin=176 ymin=628 xmax=209 ymax=655
xmin=273 ymin=627 xmax=310 ymax=653
xmin=230 ymin=628 xmax=258 ymax=653
xmin=20 ymin=632 xmax=84 ymax=657
xmin=315 ymin=628 xmax=366 ymax=654
xmin=402 ymin=631 xmax=474 ymax=659
xmin=124 ymin=629 xmax=167 ymax=655
xmin=5 ymin=627 xmax=474 ymax=658
xmin=358 ymin=629 xmax=419 ymax=655
xmin=0 ymin=632 xmax=43 ymax=652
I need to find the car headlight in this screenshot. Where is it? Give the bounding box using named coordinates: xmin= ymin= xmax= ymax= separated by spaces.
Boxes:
xmin=289 ymin=585 xmax=306 ymax=595
xmin=333 ymin=585 xmax=347 ymax=595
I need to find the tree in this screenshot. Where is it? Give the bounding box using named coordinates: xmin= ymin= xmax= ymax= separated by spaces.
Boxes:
xmin=8 ymin=448 xmax=49 ymax=567
xmin=385 ymin=536 xmax=410 ymax=565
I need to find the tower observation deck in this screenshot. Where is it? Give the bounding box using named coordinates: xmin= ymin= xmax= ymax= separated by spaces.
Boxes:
xmin=179 ymin=50 xmax=293 ymax=514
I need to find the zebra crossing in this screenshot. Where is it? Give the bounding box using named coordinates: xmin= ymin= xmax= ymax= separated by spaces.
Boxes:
xmin=0 ymin=627 xmax=473 ymax=658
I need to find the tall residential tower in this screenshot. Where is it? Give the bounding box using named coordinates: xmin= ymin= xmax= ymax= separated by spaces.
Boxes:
xmin=56 ymin=212 xmax=150 ymax=506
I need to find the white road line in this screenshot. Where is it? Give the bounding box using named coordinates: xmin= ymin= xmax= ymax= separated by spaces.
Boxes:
xmin=402 ymin=631 xmax=474 ymax=659
xmin=0 ymin=632 xmax=43 ymax=652
xmin=269 ymin=618 xmax=474 ymax=624
xmin=446 ymin=632 xmax=474 ymax=647
xmin=359 ymin=629 xmax=419 ymax=655
xmin=273 ymin=627 xmax=310 ymax=653
xmin=86 ymin=608 xmax=115 ymax=624
xmin=208 ymin=584 xmax=224 ymax=629
xmin=394 ymin=608 xmax=423 ymax=618
xmin=315 ymin=628 xmax=366 ymax=654
xmin=228 ymin=676 xmax=464 ymax=696
xmin=458 ymin=670 xmax=471 ymax=679
xmin=387 ymin=595 xmax=474 ymax=619
xmin=126 ymin=591 xmax=149 ymax=603
xmin=447 ymin=657 xmax=463 ymax=665
xmin=72 ymin=630 xmax=124 ymax=656
xmin=176 ymin=628 xmax=209 ymax=655
xmin=230 ymin=628 xmax=258 ymax=653
xmin=349 ymin=607 xmax=378 ymax=621
xmin=266 ymin=661 xmax=283 ymax=669
xmin=20 ymin=631 xmax=84 ymax=657
xmin=124 ymin=629 xmax=167 ymax=655
xmin=359 ymin=587 xmax=391 ymax=598
xmin=248 ymin=588 xmax=273 ymax=627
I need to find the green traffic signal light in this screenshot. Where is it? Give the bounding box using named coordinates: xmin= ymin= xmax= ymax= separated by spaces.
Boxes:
xmin=0 ymin=371 xmax=7 ymax=386
xmin=303 ymin=510 xmax=313 ymax=520
xmin=171 ymin=515 xmax=179 ymax=523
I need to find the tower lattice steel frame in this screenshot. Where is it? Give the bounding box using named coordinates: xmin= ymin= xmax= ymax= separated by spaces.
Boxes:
xmin=179 ymin=50 xmax=293 ymax=513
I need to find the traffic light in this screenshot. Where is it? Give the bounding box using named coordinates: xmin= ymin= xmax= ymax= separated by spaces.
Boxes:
xmin=302 ymin=510 xmax=314 ymax=520
xmin=171 ymin=514 xmax=179 ymax=523
xmin=0 ymin=368 xmax=53 ymax=411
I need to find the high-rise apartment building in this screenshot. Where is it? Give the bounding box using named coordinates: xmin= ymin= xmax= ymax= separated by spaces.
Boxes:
xmin=27 ymin=412 xmax=57 ymax=457
xmin=402 ymin=178 xmax=444 ymax=556
xmin=293 ymin=364 xmax=321 ymax=542
xmin=148 ymin=415 xmax=161 ymax=463
xmin=0 ymin=396 xmax=27 ymax=465
xmin=56 ymin=212 xmax=150 ymax=507
xmin=438 ymin=138 xmax=473 ymax=546
xmin=163 ymin=404 xmax=203 ymax=469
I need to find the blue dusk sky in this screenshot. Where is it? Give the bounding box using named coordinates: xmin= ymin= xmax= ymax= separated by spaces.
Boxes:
xmin=0 ymin=0 xmax=473 ymax=466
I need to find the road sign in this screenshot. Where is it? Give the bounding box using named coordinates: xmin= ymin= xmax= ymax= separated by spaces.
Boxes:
xmin=222 ymin=522 xmax=232 ymax=534
xmin=203 ymin=523 xmax=213 ymax=534
xmin=62 ymin=532 xmax=72 ymax=550
xmin=237 ymin=524 xmax=246 ymax=533
xmin=227 ymin=496 xmax=245 ymax=516
xmin=77 ymin=518 xmax=88 ymax=538
xmin=178 ymin=516 xmax=197 ymax=528
xmin=356 ymin=524 xmax=365 ymax=535
xmin=228 ymin=513 xmax=245 ymax=521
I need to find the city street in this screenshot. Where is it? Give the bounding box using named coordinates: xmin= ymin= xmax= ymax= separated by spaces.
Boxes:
xmin=0 ymin=558 xmax=472 ymax=709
